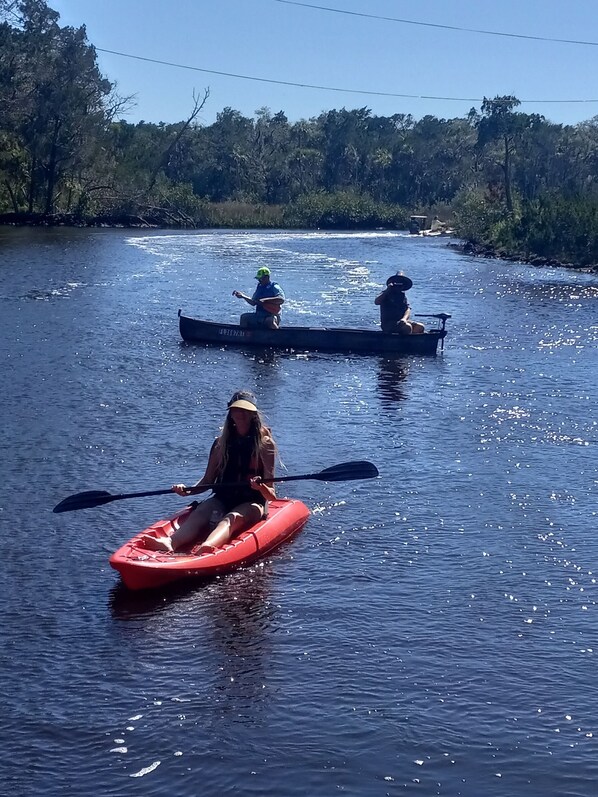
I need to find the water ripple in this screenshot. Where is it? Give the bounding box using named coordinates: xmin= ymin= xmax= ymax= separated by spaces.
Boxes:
xmin=1 ymin=228 xmax=597 ymax=796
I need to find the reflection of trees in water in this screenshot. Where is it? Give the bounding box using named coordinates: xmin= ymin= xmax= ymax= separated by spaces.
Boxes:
xmin=503 ymin=279 xmax=598 ymax=303
xmin=377 ymin=357 xmax=409 ymax=405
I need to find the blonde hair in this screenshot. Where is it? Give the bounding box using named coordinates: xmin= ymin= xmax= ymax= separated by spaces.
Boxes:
xmin=213 ymin=406 xmax=276 ymax=477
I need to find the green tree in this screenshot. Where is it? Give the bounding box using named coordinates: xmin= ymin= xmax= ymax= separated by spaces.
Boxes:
xmin=473 ymin=95 xmax=543 ymax=213
xmin=0 ymin=0 xmax=120 ymax=214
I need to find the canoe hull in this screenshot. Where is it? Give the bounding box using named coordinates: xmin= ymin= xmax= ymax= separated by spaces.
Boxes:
xmin=109 ymin=498 xmax=310 ymax=591
xmin=179 ymin=313 xmax=446 ymax=356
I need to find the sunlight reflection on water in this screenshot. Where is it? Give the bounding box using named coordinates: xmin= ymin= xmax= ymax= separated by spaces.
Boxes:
xmin=1 ymin=228 xmax=597 ymax=795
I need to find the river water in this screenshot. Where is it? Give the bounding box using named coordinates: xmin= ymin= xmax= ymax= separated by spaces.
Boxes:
xmin=1 ymin=227 xmax=597 ymax=796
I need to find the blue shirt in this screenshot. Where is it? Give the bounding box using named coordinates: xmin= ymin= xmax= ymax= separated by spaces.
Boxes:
xmin=252 ymin=281 xmax=285 ymax=318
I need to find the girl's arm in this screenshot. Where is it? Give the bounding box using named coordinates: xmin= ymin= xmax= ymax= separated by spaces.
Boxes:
xmin=173 ymin=440 xmax=220 ymax=495
xmin=193 ymin=440 xmax=220 ymax=491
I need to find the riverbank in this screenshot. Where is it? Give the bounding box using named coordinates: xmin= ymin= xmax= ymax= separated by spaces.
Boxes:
xmin=0 ymin=211 xmax=178 ymax=229
xmin=5 ymin=212 xmax=596 ymax=275
xmin=0 ymin=194 xmax=413 ymax=232
xmin=449 ymin=240 xmax=598 ymax=273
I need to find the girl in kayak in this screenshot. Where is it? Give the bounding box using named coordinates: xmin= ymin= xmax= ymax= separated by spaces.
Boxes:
xmin=142 ymin=391 xmax=277 ymax=553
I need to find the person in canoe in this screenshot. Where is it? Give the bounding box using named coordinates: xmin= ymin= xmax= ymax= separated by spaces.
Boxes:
xmin=374 ymin=273 xmax=425 ymax=335
xmin=142 ymin=391 xmax=277 ymax=554
xmin=233 ymin=266 xmax=285 ymax=329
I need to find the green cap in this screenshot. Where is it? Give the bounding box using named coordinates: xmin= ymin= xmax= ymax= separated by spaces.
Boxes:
xmin=255 ymin=267 xmax=271 ymax=279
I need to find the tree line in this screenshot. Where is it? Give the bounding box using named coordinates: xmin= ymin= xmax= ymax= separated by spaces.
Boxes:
xmin=2 ymin=0 xmax=598 ymax=265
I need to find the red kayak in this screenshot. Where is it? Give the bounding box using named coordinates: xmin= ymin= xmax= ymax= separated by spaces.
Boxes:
xmin=109 ymin=498 xmax=310 ymax=590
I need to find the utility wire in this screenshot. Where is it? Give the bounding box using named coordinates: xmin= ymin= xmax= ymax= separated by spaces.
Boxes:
xmin=96 ymin=48 xmax=598 ymax=105
xmin=275 ymin=0 xmax=598 ymax=48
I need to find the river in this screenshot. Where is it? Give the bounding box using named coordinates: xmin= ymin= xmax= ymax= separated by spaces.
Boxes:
xmin=1 ymin=227 xmax=597 ymax=796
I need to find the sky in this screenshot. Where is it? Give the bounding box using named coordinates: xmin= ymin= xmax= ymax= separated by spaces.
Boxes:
xmin=51 ymin=0 xmax=598 ymax=127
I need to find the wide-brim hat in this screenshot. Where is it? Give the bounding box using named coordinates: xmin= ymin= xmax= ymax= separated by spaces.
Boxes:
xmin=228 ymin=390 xmax=258 ymax=412
xmin=386 ymin=274 xmax=413 ymax=291
xmin=228 ymin=399 xmax=257 ymax=411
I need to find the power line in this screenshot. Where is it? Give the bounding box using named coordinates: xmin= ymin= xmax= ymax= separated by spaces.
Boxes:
xmin=96 ymin=48 xmax=598 ymax=105
xmin=274 ymin=0 xmax=598 ymax=48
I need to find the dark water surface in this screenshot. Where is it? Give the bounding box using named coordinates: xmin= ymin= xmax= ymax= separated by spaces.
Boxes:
xmin=1 ymin=227 xmax=597 ymax=796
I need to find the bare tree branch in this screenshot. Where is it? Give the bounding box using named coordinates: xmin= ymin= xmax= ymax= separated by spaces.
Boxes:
xmin=145 ymin=87 xmax=210 ymax=194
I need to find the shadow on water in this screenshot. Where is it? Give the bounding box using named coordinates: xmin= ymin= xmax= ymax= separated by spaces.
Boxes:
xmin=376 ymin=357 xmax=410 ymax=405
xmin=177 ymin=340 xmax=284 ymax=368
xmin=108 ymin=558 xmax=277 ymax=627
xmin=240 ymin=346 xmax=282 ymax=367
xmin=208 ymin=567 xmax=276 ymax=657
xmin=206 ymin=569 xmax=276 ymax=714
xmin=108 ymin=567 xmax=276 ymax=714
xmin=108 ymin=577 xmax=210 ymax=620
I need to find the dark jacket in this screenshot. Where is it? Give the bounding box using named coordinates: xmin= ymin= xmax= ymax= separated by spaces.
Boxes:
xmin=379 ymin=289 xmax=409 ymax=333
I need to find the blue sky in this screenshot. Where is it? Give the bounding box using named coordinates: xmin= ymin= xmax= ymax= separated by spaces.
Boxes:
xmin=52 ymin=0 xmax=598 ymax=126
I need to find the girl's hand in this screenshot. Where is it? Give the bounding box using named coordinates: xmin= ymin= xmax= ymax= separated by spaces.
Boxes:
xmin=173 ymin=483 xmax=190 ymax=496
xmin=250 ymin=476 xmax=268 ymax=496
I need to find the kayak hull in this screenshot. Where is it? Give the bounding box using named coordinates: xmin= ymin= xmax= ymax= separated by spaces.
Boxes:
xmin=109 ymin=498 xmax=310 ymax=591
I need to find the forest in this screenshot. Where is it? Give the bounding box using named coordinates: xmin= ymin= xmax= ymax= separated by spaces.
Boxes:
xmin=2 ymin=0 xmax=598 ymax=267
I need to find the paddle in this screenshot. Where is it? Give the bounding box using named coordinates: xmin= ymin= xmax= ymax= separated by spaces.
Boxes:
xmin=52 ymin=460 xmax=379 ymax=513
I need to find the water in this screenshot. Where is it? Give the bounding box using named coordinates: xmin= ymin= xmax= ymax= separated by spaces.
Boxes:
xmin=1 ymin=227 xmax=597 ymax=796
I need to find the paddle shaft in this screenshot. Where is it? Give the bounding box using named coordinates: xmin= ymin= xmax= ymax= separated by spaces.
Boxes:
xmin=112 ymin=488 xmax=175 ymax=501
xmin=52 ymin=461 xmax=378 ymax=512
xmin=166 ymin=469 xmax=360 ymax=499
xmin=97 ymin=474 xmax=324 ymax=503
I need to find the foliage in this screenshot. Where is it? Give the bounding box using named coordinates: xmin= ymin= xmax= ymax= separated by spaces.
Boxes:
xmin=0 ymin=0 xmax=122 ymax=214
xmin=499 ymin=195 xmax=598 ymax=265
xmin=452 ymin=187 xmax=509 ymax=245
xmin=284 ymin=191 xmax=409 ymax=229
xmin=2 ymin=1 xmax=598 ymax=263
xmin=206 ymin=201 xmax=284 ymax=228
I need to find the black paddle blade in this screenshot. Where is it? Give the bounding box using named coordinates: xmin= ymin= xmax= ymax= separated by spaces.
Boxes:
xmin=315 ymin=460 xmax=379 ymax=482
xmin=53 ymin=490 xmax=115 ymax=513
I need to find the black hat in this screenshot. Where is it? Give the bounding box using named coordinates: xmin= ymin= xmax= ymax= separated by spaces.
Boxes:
xmin=386 ymin=274 xmax=413 ymax=290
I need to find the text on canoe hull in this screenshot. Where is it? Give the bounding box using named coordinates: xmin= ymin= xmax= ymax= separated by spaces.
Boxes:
xmin=218 ymin=329 xmax=250 ymax=338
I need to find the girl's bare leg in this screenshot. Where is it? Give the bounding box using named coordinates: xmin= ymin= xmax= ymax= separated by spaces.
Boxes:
xmin=199 ymin=502 xmax=264 ymax=551
xmin=142 ymin=497 xmax=223 ymax=552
